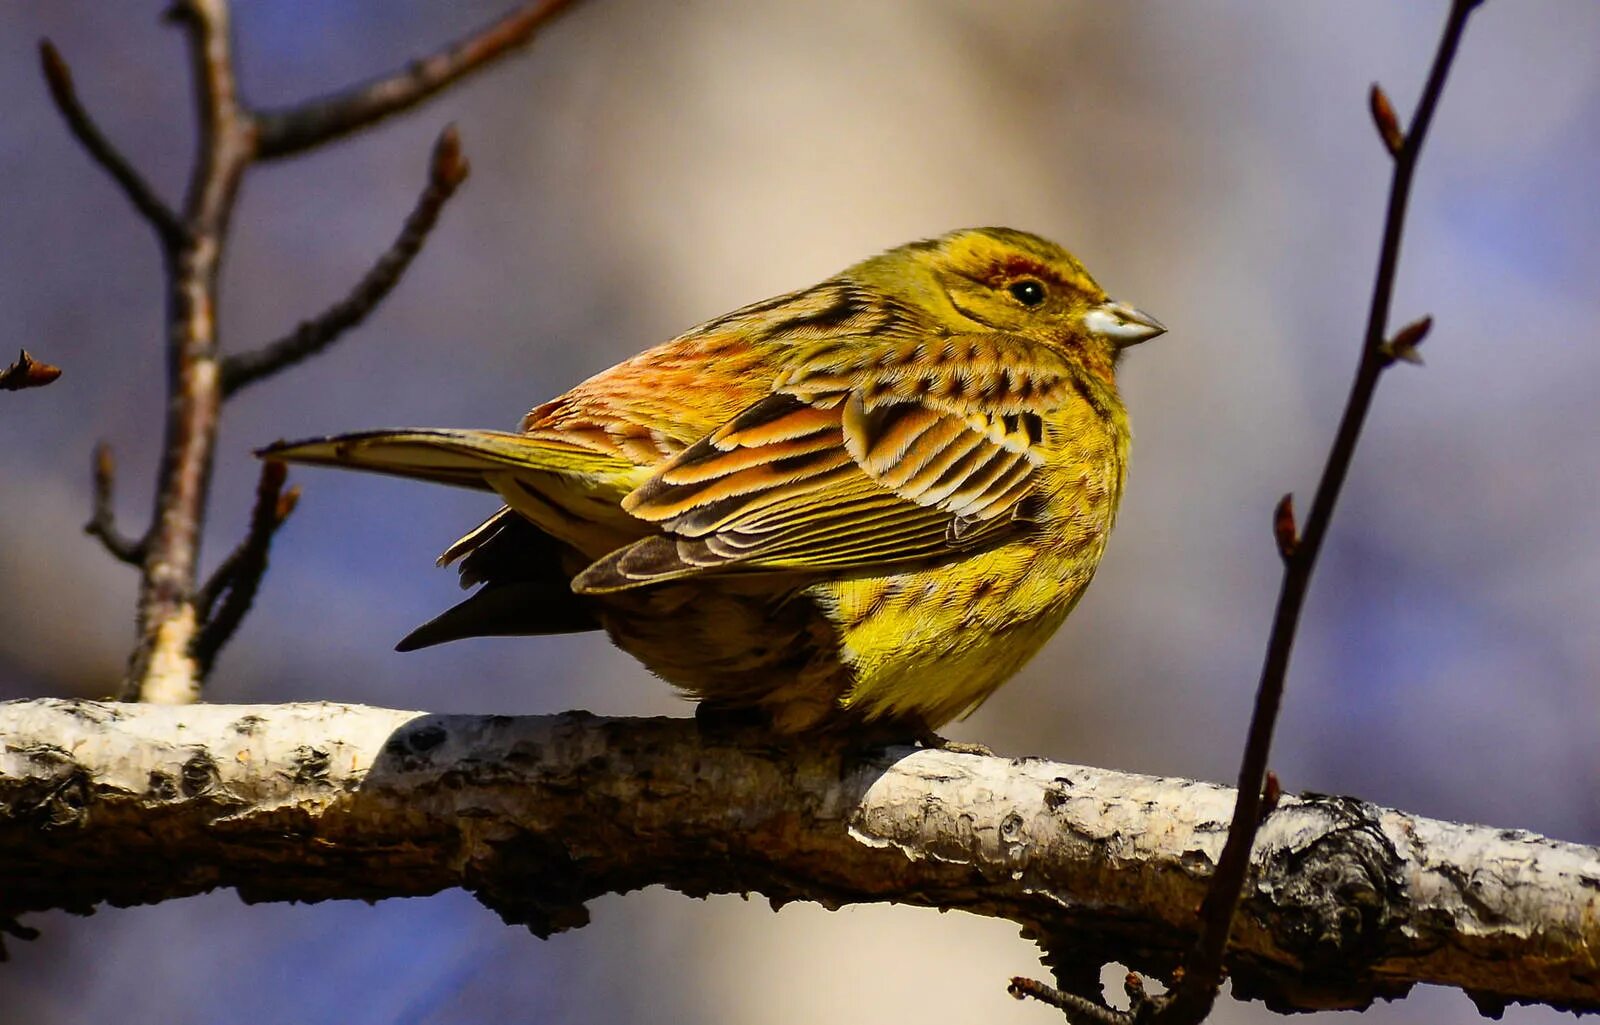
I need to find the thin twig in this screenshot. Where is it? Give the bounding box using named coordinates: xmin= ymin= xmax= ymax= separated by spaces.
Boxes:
xmin=96 ymin=0 xmax=570 ymax=702
xmin=0 ymin=914 xmax=42 ymax=962
xmin=84 ymin=443 xmax=145 ymax=565
xmin=221 ymin=125 xmax=472 ymax=397
xmin=1149 ymin=3 xmax=1483 ymax=1022
xmin=191 ymin=461 xmax=299 ymax=676
xmin=0 ymin=349 xmax=62 ymax=391
xmin=38 ymin=40 xmax=184 ymax=250
xmin=1009 ymin=977 xmax=1130 ymax=1025
xmin=194 ymin=466 xmax=300 ymax=622
xmin=253 ymin=0 xmax=576 ymax=161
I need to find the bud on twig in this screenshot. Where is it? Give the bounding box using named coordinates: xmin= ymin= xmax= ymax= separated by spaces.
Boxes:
xmin=429 ymin=123 xmax=471 ymax=190
xmin=1260 ymin=770 xmax=1282 ymax=823
xmin=1370 ymin=84 xmax=1404 ymax=156
xmin=0 ymin=349 xmax=62 ymax=390
xmin=1380 ymin=315 xmax=1432 ymax=366
xmin=1273 ymin=493 xmax=1298 ymax=562
xmin=94 ymin=441 xmax=115 ymax=489
xmin=276 ymin=485 xmax=302 ymax=523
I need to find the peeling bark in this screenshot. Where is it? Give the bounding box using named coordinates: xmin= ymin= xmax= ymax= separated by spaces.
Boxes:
xmin=1 ymin=699 xmax=1596 ymax=1016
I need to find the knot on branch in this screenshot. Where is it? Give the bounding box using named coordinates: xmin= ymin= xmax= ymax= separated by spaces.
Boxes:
xmin=4 ymin=744 xmax=93 ymax=833
xmin=471 ymin=831 xmax=598 ymax=939
xmin=1237 ymin=795 xmax=1409 ymax=1010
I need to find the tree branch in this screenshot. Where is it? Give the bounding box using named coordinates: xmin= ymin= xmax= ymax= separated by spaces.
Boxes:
xmin=220 ymin=124 xmax=471 ymax=397
xmin=120 ymin=0 xmax=258 ymax=704
xmin=37 ymin=40 xmax=185 ymax=250
xmin=252 ymin=0 xmax=577 ymax=161
xmin=1 ymin=699 xmax=1596 ymax=1018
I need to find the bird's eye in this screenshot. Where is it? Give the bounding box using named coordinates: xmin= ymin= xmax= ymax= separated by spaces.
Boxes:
xmin=1008 ymin=279 xmax=1046 ymax=307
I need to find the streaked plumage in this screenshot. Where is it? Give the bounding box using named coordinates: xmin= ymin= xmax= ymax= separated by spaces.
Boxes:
xmin=263 ymin=228 xmax=1164 ymax=733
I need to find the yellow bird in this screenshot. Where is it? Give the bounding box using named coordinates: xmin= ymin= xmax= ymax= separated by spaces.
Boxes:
xmin=263 ymin=228 xmax=1164 ymax=734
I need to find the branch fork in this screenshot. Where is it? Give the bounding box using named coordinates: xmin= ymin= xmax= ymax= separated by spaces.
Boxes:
xmin=41 ymin=3 xmax=576 ymax=700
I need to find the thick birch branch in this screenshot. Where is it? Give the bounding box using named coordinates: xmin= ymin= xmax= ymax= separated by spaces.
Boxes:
xmin=1 ymin=699 xmax=1596 ymax=1016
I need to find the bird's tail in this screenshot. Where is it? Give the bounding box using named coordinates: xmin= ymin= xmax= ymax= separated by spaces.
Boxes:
xmin=259 ymin=428 xmax=630 ymax=491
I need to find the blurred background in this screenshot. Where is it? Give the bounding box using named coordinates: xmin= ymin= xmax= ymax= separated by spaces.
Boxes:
xmin=2 ymin=2 xmax=1596 ymax=1023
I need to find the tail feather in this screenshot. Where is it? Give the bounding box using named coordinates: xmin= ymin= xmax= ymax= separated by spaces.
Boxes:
xmin=262 ymin=428 xmax=623 ymax=648
xmin=400 ymin=503 xmax=601 ymax=649
xmin=396 ymin=579 xmax=600 ymax=650
xmin=259 ymin=428 xmax=628 ymax=490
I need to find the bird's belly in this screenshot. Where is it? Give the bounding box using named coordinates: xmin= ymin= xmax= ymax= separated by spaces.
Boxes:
xmin=811 ymin=537 xmax=1100 ymax=728
xmin=592 ymin=532 xmax=1105 ymax=734
xmin=593 ymin=576 xmax=854 ymax=732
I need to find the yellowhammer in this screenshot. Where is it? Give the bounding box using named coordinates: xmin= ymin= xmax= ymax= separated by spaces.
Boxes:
xmin=263 ymin=227 xmax=1164 ymax=733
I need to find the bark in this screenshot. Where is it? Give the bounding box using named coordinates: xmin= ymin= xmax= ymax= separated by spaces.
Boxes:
xmin=1 ymin=698 xmax=1596 ymax=1017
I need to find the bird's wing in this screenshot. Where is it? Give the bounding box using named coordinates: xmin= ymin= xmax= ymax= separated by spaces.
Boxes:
xmin=572 ymin=333 xmax=1079 ymax=592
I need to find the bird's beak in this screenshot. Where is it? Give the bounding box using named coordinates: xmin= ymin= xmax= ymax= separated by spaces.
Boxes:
xmin=1083 ymin=300 xmax=1167 ymax=348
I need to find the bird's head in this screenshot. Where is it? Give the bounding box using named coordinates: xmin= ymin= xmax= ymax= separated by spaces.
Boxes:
xmin=877 ymin=227 xmax=1165 ymax=360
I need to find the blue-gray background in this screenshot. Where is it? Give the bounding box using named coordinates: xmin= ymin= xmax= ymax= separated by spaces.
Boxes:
xmin=1 ymin=3 xmax=1595 ymax=1023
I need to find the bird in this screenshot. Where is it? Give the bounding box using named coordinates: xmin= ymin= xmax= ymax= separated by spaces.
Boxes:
xmin=261 ymin=227 xmax=1165 ymax=735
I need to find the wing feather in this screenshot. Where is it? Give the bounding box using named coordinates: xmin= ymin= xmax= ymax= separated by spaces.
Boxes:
xmin=574 ymin=333 xmax=1076 ymax=592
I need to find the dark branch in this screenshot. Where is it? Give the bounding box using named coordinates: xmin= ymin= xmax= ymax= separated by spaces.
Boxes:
xmin=0 ymin=914 xmax=42 ymax=963
xmin=1010 ymin=977 xmax=1128 ymax=1025
xmin=1154 ymin=3 xmax=1483 ymax=1022
xmin=191 ymin=461 xmax=299 ymax=676
xmin=0 ymin=349 xmax=62 ymax=392
xmin=221 ymin=125 xmax=471 ymax=397
xmin=1014 ymin=3 xmax=1485 ymax=1020
xmin=37 ymin=40 xmax=184 ymax=250
xmin=83 ymin=443 xmax=145 ymax=565
xmin=253 ymin=0 xmax=577 ymax=161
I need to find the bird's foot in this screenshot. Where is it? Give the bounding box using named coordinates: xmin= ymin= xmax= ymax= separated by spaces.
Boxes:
xmin=916 ymin=731 xmax=995 ymax=757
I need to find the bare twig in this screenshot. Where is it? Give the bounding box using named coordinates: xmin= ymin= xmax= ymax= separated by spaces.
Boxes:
xmin=0 ymin=914 xmax=42 ymax=963
xmin=1150 ymin=3 xmax=1483 ymax=1022
xmin=1013 ymin=3 xmax=1483 ymax=1021
xmin=1010 ymin=977 xmax=1126 ymax=1025
xmin=84 ymin=443 xmax=144 ymax=565
xmin=191 ymin=461 xmax=299 ymax=675
xmin=49 ymin=0 xmax=571 ymax=702
xmin=38 ymin=41 xmax=184 ymax=249
xmin=253 ymin=0 xmax=576 ymax=160
xmin=221 ymin=125 xmax=472 ymax=396
xmin=194 ymin=471 xmax=300 ymax=623
xmin=0 ymin=349 xmax=62 ymax=391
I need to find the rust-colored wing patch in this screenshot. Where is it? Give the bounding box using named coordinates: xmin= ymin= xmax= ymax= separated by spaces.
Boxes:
xmin=573 ymin=333 xmax=1072 ymax=592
